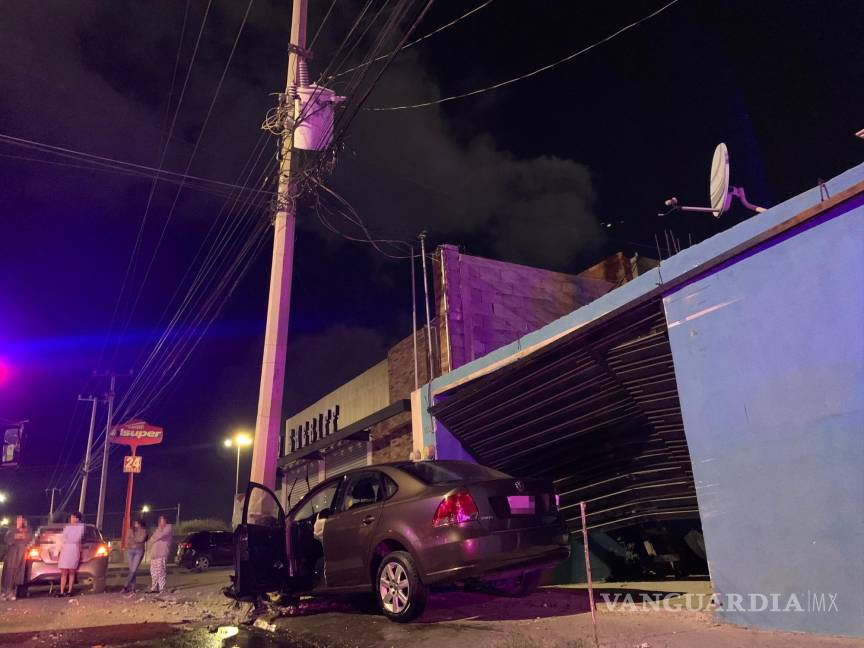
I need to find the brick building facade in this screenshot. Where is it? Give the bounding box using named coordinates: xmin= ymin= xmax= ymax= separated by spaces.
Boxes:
xmin=278 ymin=245 xmax=649 ymax=505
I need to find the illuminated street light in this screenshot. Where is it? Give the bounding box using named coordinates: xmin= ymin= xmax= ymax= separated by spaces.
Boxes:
xmin=224 ymin=430 xmax=253 ymax=498
xmin=0 ymin=492 xmax=7 ymax=504
xmin=141 ymin=504 xmax=151 ymax=514
xmin=0 ymin=517 xmax=9 ymax=526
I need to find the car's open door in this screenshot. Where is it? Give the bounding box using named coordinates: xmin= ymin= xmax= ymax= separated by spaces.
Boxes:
xmin=231 ymin=482 xmax=289 ymax=599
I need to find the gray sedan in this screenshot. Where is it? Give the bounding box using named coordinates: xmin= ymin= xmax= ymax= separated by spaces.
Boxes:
xmin=228 ymin=460 xmax=570 ymax=622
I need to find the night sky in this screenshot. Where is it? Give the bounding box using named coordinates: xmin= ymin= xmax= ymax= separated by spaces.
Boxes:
xmin=1 ymin=0 xmax=861 ymax=526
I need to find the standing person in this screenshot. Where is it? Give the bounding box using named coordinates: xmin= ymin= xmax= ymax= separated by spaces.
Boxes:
xmin=146 ymin=515 xmax=173 ymax=594
xmin=58 ymin=512 xmax=85 ymax=597
xmin=122 ymin=518 xmax=148 ymax=593
xmin=1 ymin=516 xmax=33 ymax=600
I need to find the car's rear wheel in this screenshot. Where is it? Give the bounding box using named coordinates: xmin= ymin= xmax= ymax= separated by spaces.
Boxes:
xmin=485 ymin=569 xmax=542 ymax=597
xmin=375 ymin=551 xmax=427 ymax=623
xmin=195 ymin=555 xmax=211 ymax=572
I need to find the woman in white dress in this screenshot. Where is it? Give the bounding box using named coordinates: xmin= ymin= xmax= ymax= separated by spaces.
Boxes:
xmin=58 ymin=512 xmax=85 ymax=596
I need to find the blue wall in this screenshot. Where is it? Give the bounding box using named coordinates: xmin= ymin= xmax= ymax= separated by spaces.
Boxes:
xmin=663 ymin=198 xmax=864 ymax=635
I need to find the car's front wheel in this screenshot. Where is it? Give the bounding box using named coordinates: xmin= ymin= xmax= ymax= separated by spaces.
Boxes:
xmin=375 ymin=551 xmax=427 ymax=623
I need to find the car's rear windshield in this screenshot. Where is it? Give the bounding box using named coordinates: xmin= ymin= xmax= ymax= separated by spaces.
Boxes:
xmin=35 ymin=527 xmax=64 ymax=542
xmin=35 ymin=525 xmax=101 ymax=543
xmin=395 ymin=461 xmax=511 ymax=484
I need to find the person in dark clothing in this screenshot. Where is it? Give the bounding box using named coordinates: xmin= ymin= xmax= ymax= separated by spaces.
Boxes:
xmin=1 ymin=516 xmax=32 ymax=600
xmin=122 ymin=519 xmax=148 ymax=593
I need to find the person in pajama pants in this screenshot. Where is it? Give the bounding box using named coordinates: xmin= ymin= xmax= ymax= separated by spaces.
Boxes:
xmin=146 ymin=515 xmax=173 ymax=594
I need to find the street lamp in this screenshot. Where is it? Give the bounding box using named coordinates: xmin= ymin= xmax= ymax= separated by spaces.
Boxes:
xmin=0 ymin=492 xmax=7 ymax=504
xmin=0 ymin=517 xmax=9 ymax=526
xmin=224 ymin=431 xmax=253 ymax=498
xmin=141 ymin=504 xmax=151 ymax=514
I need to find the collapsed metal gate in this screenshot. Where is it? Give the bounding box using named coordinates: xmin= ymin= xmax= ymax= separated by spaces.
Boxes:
xmin=429 ymin=298 xmax=698 ymax=534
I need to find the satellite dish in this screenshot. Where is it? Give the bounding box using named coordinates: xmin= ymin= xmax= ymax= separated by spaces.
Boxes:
xmin=709 ymin=143 xmax=731 ymax=215
xmin=661 ymin=143 xmax=767 ymax=218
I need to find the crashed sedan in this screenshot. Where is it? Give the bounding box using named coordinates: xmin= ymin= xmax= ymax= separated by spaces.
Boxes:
xmin=226 ymin=460 xmax=570 ymax=622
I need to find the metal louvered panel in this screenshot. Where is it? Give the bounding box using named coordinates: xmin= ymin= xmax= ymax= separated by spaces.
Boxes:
xmin=324 ymin=440 xmax=369 ymax=478
xmin=429 ymin=299 xmax=699 ymax=533
xmin=283 ymin=462 xmax=320 ymax=512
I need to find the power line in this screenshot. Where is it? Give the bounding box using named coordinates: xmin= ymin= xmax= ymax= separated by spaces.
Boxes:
xmin=367 ymin=0 xmax=682 ymax=111
xmin=97 ymin=0 xmax=216 ymax=373
xmin=0 ymin=140 xmax=273 ymax=201
xmin=329 ymin=0 xmax=495 ymax=80
xmin=308 ymin=0 xmax=338 ymax=50
xmin=112 ymin=0 xmax=256 ymax=367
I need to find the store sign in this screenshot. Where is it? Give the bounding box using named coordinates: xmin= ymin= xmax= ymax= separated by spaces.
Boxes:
xmin=123 ymin=455 xmax=142 ymax=473
xmin=110 ymin=419 xmax=164 ymax=447
xmin=1 ymin=427 xmax=23 ymax=467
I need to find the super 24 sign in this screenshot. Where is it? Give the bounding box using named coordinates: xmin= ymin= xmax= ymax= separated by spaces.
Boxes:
xmin=110 ymin=420 xmax=164 ymax=447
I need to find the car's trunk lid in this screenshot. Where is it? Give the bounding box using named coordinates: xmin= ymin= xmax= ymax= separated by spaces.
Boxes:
xmin=33 ymin=527 xmax=101 ymax=564
xmin=33 ymin=530 xmax=63 ymax=564
xmin=468 ymin=478 xmax=562 ymax=531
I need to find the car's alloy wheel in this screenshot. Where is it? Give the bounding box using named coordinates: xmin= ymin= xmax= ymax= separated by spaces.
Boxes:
xmin=380 ymin=562 xmax=409 ymax=614
xmin=195 ymin=555 xmax=210 ymax=572
xmin=375 ymin=551 xmax=427 ymax=623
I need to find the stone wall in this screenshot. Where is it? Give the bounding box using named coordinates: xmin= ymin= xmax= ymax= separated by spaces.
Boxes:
xmin=434 ymin=244 xmax=615 ymax=370
xmin=370 ymin=327 xmax=432 ymax=464
xmin=387 ymin=327 xmax=432 ymax=402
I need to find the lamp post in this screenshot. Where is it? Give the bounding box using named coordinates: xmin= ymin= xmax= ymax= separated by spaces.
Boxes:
xmin=224 ymin=432 xmax=253 ymax=499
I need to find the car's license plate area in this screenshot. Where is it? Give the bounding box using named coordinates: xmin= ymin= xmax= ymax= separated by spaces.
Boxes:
xmin=506 ymin=495 xmax=536 ymax=515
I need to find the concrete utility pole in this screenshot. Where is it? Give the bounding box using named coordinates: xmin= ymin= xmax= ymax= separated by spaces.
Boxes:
xmin=45 ymin=487 xmax=61 ymax=521
xmin=250 ymin=0 xmax=308 ymax=491
xmin=95 ymin=373 xmax=116 ymax=529
xmin=77 ymin=395 xmax=100 ymax=514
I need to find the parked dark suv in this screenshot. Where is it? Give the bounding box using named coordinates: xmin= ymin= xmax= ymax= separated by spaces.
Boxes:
xmin=227 ymin=461 xmax=570 ymax=622
xmin=177 ymin=531 xmax=234 ymax=571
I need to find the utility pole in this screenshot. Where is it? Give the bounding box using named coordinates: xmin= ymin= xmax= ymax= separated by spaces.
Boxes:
xmin=94 ymin=371 xmax=130 ymax=529
xmin=77 ymin=395 xmax=100 ymax=514
xmin=250 ymin=0 xmax=308 ymax=491
xmin=45 ymin=487 xmax=61 ymax=521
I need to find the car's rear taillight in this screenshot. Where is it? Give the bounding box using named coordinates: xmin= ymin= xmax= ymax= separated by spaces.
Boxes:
xmin=432 ymin=490 xmax=479 ymax=527
xmin=180 ymin=542 xmax=192 ymax=549
xmin=95 ymin=544 xmax=109 ymax=557
xmin=27 ymin=547 xmax=39 ymax=560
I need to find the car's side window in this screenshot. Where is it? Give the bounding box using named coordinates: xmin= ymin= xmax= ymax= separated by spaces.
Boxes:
xmin=382 ymin=473 xmax=398 ymax=500
xmin=292 ymin=480 xmax=340 ymax=523
xmin=337 ymin=472 xmax=383 ymax=512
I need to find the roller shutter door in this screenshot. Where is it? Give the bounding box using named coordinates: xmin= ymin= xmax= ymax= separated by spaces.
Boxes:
xmin=283 ymin=462 xmax=320 ymax=511
xmin=324 ymin=440 xmax=369 ymax=478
